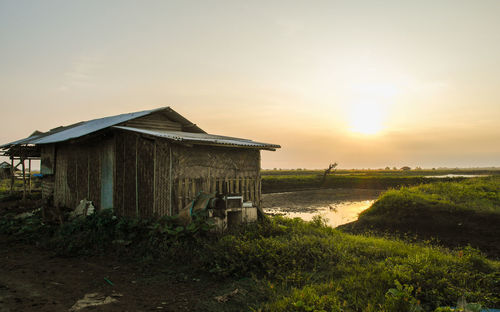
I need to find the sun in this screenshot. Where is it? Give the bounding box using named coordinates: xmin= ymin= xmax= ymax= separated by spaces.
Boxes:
xmin=349 ymin=101 xmax=385 ymax=135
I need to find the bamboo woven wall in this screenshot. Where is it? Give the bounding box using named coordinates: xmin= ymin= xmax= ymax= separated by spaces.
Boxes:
xmin=113 ymin=132 xmax=261 ymax=218
xmin=114 ymin=132 xmax=172 ymax=218
xmin=52 ymin=139 xmax=110 ymax=209
xmin=45 ymin=129 xmax=262 ymax=218
xmin=171 ymin=144 xmax=261 ymax=215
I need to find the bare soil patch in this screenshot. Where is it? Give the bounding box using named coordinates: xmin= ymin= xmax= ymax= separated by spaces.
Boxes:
xmin=0 ymin=237 xmax=222 ymax=312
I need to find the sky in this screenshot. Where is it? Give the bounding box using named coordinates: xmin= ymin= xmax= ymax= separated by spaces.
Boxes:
xmin=1 ymin=0 xmax=499 ymax=169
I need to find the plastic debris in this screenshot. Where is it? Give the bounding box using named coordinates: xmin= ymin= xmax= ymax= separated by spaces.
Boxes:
xmin=69 ymin=199 xmax=95 ymax=219
xmin=214 ymin=289 xmax=239 ymax=303
xmin=104 ymin=277 xmax=114 ymax=286
xmin=69 ymin=292 xmax=120 ymax=311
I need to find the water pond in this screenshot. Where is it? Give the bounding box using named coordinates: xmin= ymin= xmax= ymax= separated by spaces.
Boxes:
xmin=262 ymin=188 xmax=381 ymax=228
xmin=425 ymin=174 xmax=489 ymax=178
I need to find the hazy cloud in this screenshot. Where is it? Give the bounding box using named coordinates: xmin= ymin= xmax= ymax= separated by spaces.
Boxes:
xmin=58 ymin=55 xmax=101 ymax=91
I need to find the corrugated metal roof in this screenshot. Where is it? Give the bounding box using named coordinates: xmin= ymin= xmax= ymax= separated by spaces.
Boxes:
xmin=113 ymin=126 xmax=281 ymax=150
xmin=1 ymin=107 xmax=200 ymax=148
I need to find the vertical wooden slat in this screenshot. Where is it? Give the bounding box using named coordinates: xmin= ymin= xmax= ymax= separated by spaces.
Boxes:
xmin=177 ymin=179 xmax=182 ymax=213
xmin=191 ymin=178 xmax=196 ymax=199
xmin=244 ymin=177 xmax=249 ymax=201
xmin=250 ymin=178 xmax=255 ymax=203
xmin=184 ymin=177 xmax=189 ymax=207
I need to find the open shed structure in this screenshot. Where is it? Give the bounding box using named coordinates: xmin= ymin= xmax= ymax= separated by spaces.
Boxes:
xmin=1 ymin=107 xmax=280 ymax=219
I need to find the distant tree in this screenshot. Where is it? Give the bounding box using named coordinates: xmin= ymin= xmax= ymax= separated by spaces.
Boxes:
xmin=415 ymin=166 xmax=422 ymax=170
xmin=322 ymin=162 xmax=338 ymax=184
xmin=393 ymin=167 xmax=398 ymax=170
xmin=385 ymin=166 xmax=390 ymax=170
xmin=401 ymin=166 xmax=411 ymax=171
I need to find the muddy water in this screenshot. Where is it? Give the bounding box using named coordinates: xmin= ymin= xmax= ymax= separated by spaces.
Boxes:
xmin=262 ymin=188 xmax=382 ymax=228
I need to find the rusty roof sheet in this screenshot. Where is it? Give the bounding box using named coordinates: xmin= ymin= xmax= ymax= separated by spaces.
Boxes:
xmin=1 ymin=107 xmax=205 ymax=148
xmin=113 ymin=126 xmax=281 ymax=150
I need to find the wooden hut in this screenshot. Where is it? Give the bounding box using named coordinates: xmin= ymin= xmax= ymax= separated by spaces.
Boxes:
xmin=0 ymin=161 xmax=13 ymax=179
xmin=1 ymin=107 xmax=280 ymax=220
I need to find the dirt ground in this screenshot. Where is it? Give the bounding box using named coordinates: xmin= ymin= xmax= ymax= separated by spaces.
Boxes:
xmin=0 ymin=237 xmax=229 ymax=312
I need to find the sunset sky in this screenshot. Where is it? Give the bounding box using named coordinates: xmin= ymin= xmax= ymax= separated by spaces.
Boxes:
xmin=1 ymin=0 xmax=499 ymax=169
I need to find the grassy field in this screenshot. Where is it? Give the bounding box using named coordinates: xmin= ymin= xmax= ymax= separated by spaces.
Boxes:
xmin=261 ymin=174 xmax=470 ymax=193
xmin=1 ymin=211 xmax=499 ymax=311
xmin=261 ymin=168 xmax=500 ymax=193
xmin=342 ymin=176 xmax=500 ymax=258
xmin=262 ymin=168 xmax=500 ymax=177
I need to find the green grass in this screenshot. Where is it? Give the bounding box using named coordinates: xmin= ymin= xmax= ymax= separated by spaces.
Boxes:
xmin=342 ymin=176 xmax=500 ymax=259
xmin=206 ymin=217 xmax=499 ymax=311
xmin=1 ymin=211 xmax=499 ymax=311
xmin=362 ymin=176 xmax=500 ymax=216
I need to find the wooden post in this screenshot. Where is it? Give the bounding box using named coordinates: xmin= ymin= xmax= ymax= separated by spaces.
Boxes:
xmin=135 ymin=136 xmax=139 ymax=217
xmin=153 ymin=142 xmax=157 ymax=216
xmin=28 ymin=159 xmax=32 ymax=194
xmin=169 ymin=145 xmax=173 ymax=216
xmin=10 ymin=157 xmax=14 ymax=195
xmin=21 ymin=158 xmax=26 ymax=202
